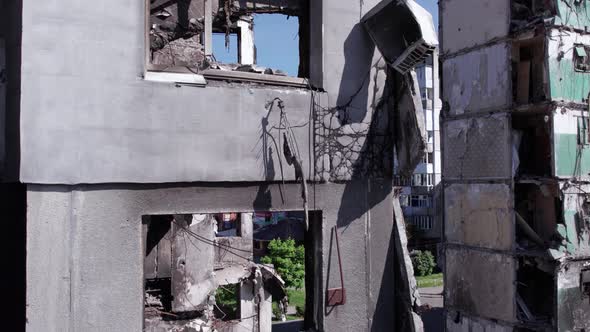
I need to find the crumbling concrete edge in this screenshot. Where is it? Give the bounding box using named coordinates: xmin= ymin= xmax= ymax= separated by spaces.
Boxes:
xmin=393 ymin=191 xmax=424 ymax=332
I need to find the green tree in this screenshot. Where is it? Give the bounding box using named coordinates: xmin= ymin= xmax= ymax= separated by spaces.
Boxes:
xmin=261 ymin=238 xmax=305 ymax=289
xmin=412 ymin=250 xmax=436 ymax=277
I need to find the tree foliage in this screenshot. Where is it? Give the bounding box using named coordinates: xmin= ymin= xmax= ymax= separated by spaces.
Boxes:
xmin=261 ymin=238 xmax=305 ymax=289
xmin=215 ymin=284 xmax=238 ymax=320
xmin=412 ymin=250 xmax=436 ymax=277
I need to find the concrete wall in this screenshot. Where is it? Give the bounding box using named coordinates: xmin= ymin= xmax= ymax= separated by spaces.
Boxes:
xmin=445 ymin=248 xmax=516 ymax=324
xmin=553 ymin=107 xmax=590 ymax=181
xmin=19 ymin=0 xmax=388 ymax=185
xmin=26 ymin=180 xmax=396 ymax=332
xmin=443 ymin=114 xmax=512 ymax=180
xmin=442 ymin=43 xmax=512 ymax=115
xmin=556 ymin=259 xmax=590 ymax=332
xmin=440 ymin=0 xmax=510 ymax=55
xmin=445 ymin=183 xmax=514 ymax=251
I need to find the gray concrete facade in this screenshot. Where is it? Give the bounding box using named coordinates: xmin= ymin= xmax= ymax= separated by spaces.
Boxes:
xmin=17 ymin=0 xmax=392 ymax=185
xmin=26 ymin=181 xmax=395 ymax=331
xmin=10 ymin=0 xmax=434 ymax=330
xmin=441 ymin=1 xmax=590 ymax=331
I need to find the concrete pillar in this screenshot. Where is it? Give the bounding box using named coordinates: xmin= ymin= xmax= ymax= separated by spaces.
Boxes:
xmin=258 ymin=288 xmax=272 ymax=332
xmin=171 ymin=214 xmax=215 ymax=312
xmin=237 ymin=18 xmax=255 ymax=65
xmin=240 ymin=212 xmax=253 ymax=239
xmin=239 ymin=280 xmax=255 ymax=331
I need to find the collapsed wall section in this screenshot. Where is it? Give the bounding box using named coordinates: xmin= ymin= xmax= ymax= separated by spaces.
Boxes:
xmin=441 ymin=0 xmax=590 ymax=331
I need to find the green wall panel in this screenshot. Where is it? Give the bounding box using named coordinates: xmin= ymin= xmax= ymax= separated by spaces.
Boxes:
xmin=549 ymin=58 xmax=590 ymax=102
xmin=555 ymin=0 xmax=590 ymax=31
xmin=554 ymin=133 xmax=590 ymax=177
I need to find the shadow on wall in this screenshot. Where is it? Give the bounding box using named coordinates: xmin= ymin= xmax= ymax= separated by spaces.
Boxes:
xmin=326 ymin=21 xmax=397 ymax=330
xmin=0 ymin=0 xmax=22 ymax=181
xmin=331 ymin=23 xmax=394 ymax=229
xmin=250 ymin=20 xmax=402 ymax=330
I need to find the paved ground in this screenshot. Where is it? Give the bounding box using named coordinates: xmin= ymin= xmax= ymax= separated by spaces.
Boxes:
xmin=419 ymin=286 xmax=444 ymax=332
xmin=272 ymin=319 xmax=304 ymax=332
xmin=272 ymin=287 xmax=444 ymax=332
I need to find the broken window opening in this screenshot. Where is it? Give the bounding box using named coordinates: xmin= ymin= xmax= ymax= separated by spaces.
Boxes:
xmin=512 ymin=36 xmax=548 ymax=105
xmin=516 ymin=257 xmax=555 ymax=325
xmin=574 ymin=44 xmax=590 ymax=72
xmin=147 ymin=0 xmax=313 ymax=86
xmin=143 ymin=210 xmax=322 ymax=331
xmin=512 ymin=113 xmax=552 ymax=177
xmin=214 ymin=213 xmax=241 ymax=237
xmin=514 ymin=183 xmax=560 ymax=251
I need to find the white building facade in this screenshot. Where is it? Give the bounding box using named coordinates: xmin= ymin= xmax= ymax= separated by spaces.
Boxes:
xmin=395 ymin=52 xmax=442 ymax=243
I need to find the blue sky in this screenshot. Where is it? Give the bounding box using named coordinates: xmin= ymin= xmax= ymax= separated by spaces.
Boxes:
xmin=212 ymin=1 xmax=438 ymax=76
xmin=213 ymin=14 xmax=300 ymax=76
xmin=416 ymin=0 xmax=438 ymax=27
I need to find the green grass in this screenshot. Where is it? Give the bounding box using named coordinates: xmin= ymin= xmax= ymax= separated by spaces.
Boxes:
xmin=416 ymin=273 xmax=443 ymax=288
xmin=272 ymin=288 xmax=306 ymax=322
xmin=287 ymin=288 xmax=305 ymax=309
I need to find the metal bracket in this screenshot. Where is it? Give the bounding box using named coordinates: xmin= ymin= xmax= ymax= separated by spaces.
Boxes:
xmin=326 ymin=226 xmax=346 ymax=306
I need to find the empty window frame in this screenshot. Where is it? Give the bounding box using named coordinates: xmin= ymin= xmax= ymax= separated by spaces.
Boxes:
xmin=142 ymin=211 xmax=323 ymax=331
xmin=516 ymin=257 xmax=555 ymax=324
xmin=146 ymin=0 xmax=315 ymax=86
xmin=574 ymin=44 xmax=590 ymax=72
xmin=512 ymin=113 xmax=553 ymax=177
xmin=514 ymin=183 xmax=560 ymax=249
xmin=512 ymin=36 xmax=547 ymax=105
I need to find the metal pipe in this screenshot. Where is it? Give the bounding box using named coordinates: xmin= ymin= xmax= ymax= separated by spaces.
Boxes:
xmin=515 ymin=211 xmax=546 ymax=247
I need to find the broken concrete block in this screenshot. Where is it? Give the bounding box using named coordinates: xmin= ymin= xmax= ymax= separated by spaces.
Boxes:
xmin=152 ymin=36 xmax=205 ymax=68
xmin=443 ymin=114 xmax=512 ymax=180
xmin=442 ymin=43 xmax=512 ymax=115
xmin=445 ymin=248 xmax=516 ymax=323
xmin=445 ymin=183 xmax=514 ymax=250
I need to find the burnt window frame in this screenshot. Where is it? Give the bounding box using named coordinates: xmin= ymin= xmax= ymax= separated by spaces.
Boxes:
xmin=577 ymin=115 xmax=590 ymax=146
xmin=574 ymin=44 xmax=590 ymax=72
xmin=144 ymin=0 xmax=321 ymax=88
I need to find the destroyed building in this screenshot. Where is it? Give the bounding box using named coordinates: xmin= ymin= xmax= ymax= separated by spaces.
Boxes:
xmin=0 ymin=0 xmax=438 ymax=331
xmin=441 ymin=0 xmax=590 ymax=331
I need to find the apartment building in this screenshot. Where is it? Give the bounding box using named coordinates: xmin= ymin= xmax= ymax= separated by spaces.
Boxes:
xmin=441 ymin=0 xmax=590 ymax=331
xmin=396 ymin=53 xmax=443 ymax=246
